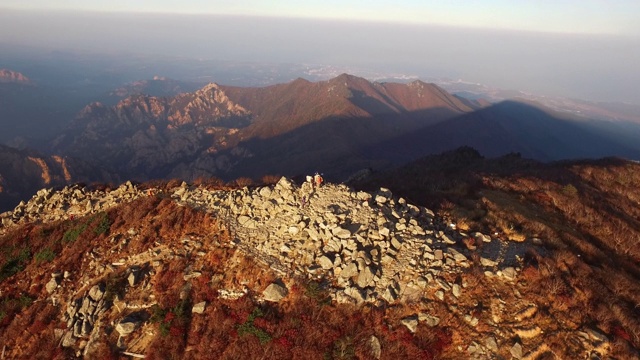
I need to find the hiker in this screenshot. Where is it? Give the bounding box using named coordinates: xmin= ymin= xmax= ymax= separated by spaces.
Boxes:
xmin=306 ymin=175 xmax=314 ymax=188
xmin=314 ymin=173 xmax=324 ymax=187
xmin=301 ymin=196 xmax=307 ymax=208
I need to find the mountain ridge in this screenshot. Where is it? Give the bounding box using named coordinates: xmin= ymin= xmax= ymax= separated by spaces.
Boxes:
xmin=1 ymin=164 xmax=638 ymax=358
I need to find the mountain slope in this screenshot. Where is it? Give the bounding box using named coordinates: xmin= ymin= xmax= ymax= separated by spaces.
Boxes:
xmin=45 ymin=75 xmax=640 ymax=195
xmin=0 ymin=175 xmax=638 ymax=358
xmin=369 ymin=100 xmax=640 ymax=165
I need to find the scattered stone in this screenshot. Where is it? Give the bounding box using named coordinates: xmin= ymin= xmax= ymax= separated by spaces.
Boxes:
xmin=88 ymin=284 xmax=104 ymax=302
xmin=514 ymin=325 xmax=542 ymax=339
xmin=368 ymin=335 xmax=381 ymax=359
xmin=452 ymin=283 xmax=461 ymax=298
xmin=192 ymin=301 xmax=207 ymax=314
xmin=263 ymin=283 xmax=288 ymax=302
xmin=390 ymin=237 xmax=402 ymax=250
xmin=514 ymin=305 xmax=538 ymax=322
xmin=356 ymin=265 xmax=375 ymax=288
xmin=480 ymin=257 xmax=498 ymax=267
xmin=510 ymin=342 xmax=523 ymax=359
xmin=485 ymin=337 xmax=498 ymax=352
xmin=464 ymin=315 xmax=479 ymax=327
xmin=318 ymin=255 xmax=334 ymax=270
xmin=344 ymin=287 xmax=365 ymax=304
xmin=418 ymin=313 xmax=440 ymax=327
xmin=401 ymin=316 xmax=419 ymax=333
xmin=340 ymin=262 xmax=358 ymax=278
xmin=62 ymin=332 xmax=76 ymax=347
xmin=45 ymin=277 xmax=59 ymax=294
xmin=115 ymin=320 xmax=139 ymax=336
xmin=501 ymin=267 xmax=517 ymax=281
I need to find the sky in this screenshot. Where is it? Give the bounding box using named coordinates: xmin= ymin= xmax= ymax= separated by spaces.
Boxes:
xmin=3 ymin=0 xmax=640 ymax=36
xmin=0 ymin=1 xmax=639 ymax=104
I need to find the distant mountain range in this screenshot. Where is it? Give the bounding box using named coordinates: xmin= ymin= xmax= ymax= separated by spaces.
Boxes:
xmin=3 ymin=73 xmax=640 ymax=210
xmin=51 ymin=74 xmax=640 ymax=181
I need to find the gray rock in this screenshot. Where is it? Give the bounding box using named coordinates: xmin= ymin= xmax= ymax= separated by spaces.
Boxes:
xmin=510 ymin=343 xmax=523 ymax=359
xmin=390 ymin=237 xmax=402 ymax=250
xmin=368 ymin=335 xmax=381 ymax=359
xmin=62 ymin=332 xmax=76 ymax=347
xmin=115 ymin=321 xmax=139 ymax=336
xmin=340 ymin=262 xmax=358 ymax=278
xmin=344 ymin=286 xmax=365 ymax=304
xmin=478 ymin=232 xmax=492 ymax=243
xmin=418 ymin=313 xmax=440 ymax=327
xmin=356 ymin=265 xmax=375 ymax=288
xmin=263 ymin=283 xmax=288 ymax=302
xmin=452 ymin=284 xmax=461 ymax=298
xmin=332 ymin=227 xmax=351 ymax=239
xmin=480 ymin=257 xmax=498 ymax=267
xmin=258 ymin=187 xmax=272 ymax=198
xmin=378 ymin=227 xmax=390 ymax=238
xmin=128 ymin=271 xmax=139 ymax=287
xmin=441 ymin=234 xmax=456 ymax=244
xmin=400 ymin=316 xmax=419 ymax=333
xmin=192 ymin=301 xmax=207 ymax=314
xmin=46 ymin=278 xmax=59 ymax=294
xmin=381 ymin=286 xmax=397 ymax=303
xmin=464 ymin=315 xmax=479 ymax=327
xmin=79 ymin=297 xmax=92 ymax=316
xmin=73 ymin=320 xmax=83 ymax=337
xmin=448 ymin=248 xmax=468 ymax=263
xmin=88 ymin=284 xmax=104 ymax=302
xmin=501 ymin=267 xmax=517 ymax=280
xmin=317 ymin=255 xmax=334 ymax=270
xmin=485 ymin=337 xmax=498 ymax=352
xmin=436 ymin=278 xmax=451 ymax=291
xmin=275 ymin=177 xmax=294 ymax=191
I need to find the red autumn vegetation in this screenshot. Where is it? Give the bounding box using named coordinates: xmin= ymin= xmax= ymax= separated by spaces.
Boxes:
xmin=354 ymin=147 xmax=640 ymax=354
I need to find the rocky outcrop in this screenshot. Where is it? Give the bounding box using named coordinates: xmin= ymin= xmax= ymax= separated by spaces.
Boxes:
xmin=0 ymin=69 xmax=31 ymax=85
xmin=0 ymin=177 xmax=617 ymax=359
xmin=0 ymin=144 xmax=115 ymax=213
xmin=0 ymin=181 xmax=144 ymax=233
xmin=166 ymin=177 xmax=523 ymax=306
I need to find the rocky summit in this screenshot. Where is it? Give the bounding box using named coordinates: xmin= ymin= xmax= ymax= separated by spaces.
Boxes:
xmin=0 ymin=177 xmax=627 ymax=358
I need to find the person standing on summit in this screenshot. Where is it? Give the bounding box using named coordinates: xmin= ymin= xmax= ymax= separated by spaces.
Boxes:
xmin=314 ymin=173 xmax=324 ymax=188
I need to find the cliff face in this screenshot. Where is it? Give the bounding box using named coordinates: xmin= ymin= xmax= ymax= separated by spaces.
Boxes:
xmin=0 ymin=145 xmax=116 ymax=212
xmin=52 ymin=83 xmax=254 ymax=182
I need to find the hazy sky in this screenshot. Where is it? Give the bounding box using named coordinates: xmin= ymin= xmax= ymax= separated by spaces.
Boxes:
xmin=0 ymin=2 xmax=639 ymax=104
xmin=3 ymin=0 xmax=640 ymax=35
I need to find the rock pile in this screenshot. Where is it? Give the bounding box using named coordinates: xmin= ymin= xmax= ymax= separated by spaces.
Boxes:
xmin=0 ymin=181 xmax=145 ymax=234
xmin=1 ymin=177 xmax=522 ymax=306
xmin=169 ymin=177 xmax=517 ymax=305
xmin=60 ymin=284 xmax=109 ymax=352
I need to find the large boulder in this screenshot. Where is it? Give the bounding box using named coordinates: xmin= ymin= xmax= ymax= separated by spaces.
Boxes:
xmin=263 ymin=283 xmax=288 ymax=302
